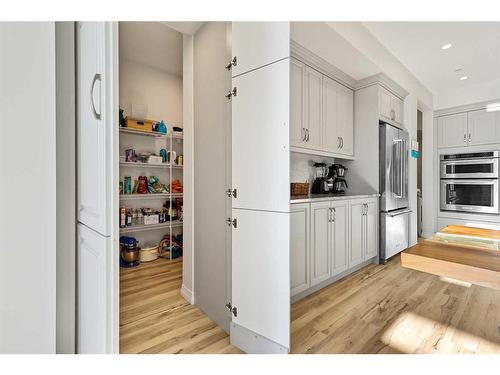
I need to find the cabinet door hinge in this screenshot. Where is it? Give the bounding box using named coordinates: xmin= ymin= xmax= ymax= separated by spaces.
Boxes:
xmin=225 ymin=56 xmax=237 ymax=71
xmin=225 ymin=87 xmax=237 ymax=100
xmin=226 ymin=218 xmax=237 ymax=228
xmin=226 ymin=188 xmax=237 ymax=198
xmin=225 ymin=302 xmax=237 ymax=317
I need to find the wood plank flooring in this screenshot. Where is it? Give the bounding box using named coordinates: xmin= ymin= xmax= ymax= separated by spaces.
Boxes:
xmin=120 ymin=254 xmax=500 ymax=354
xmin=120 ymin=258 xmax=240 ymax=354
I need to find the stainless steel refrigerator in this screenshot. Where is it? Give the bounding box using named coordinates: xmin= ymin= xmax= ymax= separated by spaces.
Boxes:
xmin=379 ymin=122 xmax=411 ymax=263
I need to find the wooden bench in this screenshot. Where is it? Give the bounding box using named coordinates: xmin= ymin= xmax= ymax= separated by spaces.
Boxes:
xmin=401 ymin=226 xmax=500 ymax=290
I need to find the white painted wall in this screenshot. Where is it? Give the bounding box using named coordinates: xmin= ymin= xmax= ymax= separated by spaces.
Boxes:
xmin=0 ymin=22 xmax=56 ymax=353
xmin=119 ymin=60 xmax=183 ymax=127
xmin=326 ymin=22 xmax=434 ymax=245
xmin=181 ymin=34 xmax=194 ymax=301
xmin=434 ymin=78 xmax=500 ymax=110
xmin=55 ymin=21 xmax=76 ymax=354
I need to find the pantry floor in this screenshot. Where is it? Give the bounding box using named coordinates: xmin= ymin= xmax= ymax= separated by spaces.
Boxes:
xmin=120 ymin=253 xmax=500 ymax=354
xmin=119 ymin=258 xmax=240 ymax=353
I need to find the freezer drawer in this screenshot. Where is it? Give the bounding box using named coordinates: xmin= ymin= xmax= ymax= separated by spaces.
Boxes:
xmin=380 ymin=209 xmax=411 ymax=262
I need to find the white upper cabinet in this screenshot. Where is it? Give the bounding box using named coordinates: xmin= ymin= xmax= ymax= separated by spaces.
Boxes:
xmin=437 ymin=113 xmax=468 ymax=148
xmin=231 ymin=59 xmax=290 ymax=213
xmin=231 ymin=22 xmax=289 ymax=77
xmin=437 ymin=109 xmax=500 ymax=149
xmin=323 ymin=75 xmax=339 ymax=154
xmin=379 ymin=87 xmax=403 ymax=127
xmin=306 ymin=67 xmax=323 ymax=150
xmin=467 ymin=109 xmax=500 ymax=146
xmin=379 ymin=88 xmax=392 ymax=121
xmin=290 ymin=58 xmax=354 ymax=158
xmin=77 ymin=22 xmax=111 ymax=236
xmin=290 ymin=203 xmax=310 ymax=297
xmin=336 ymin=83 xmax=354 ymax=156
xmin=290 ymin=59 xmax=306 ymax=148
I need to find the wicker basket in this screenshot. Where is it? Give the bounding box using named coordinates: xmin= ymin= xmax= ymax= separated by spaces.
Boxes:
xmin=291 ymin=182 xmax=310 ymax=196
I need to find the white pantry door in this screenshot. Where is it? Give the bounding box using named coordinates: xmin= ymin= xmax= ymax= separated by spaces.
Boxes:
xmin=76 ymin=22 xmax=117 ymax=354
xmin=230 ymin=22 xmax=290 ymax=354
xmin=77 ymin=22 xmax=110 ymax=236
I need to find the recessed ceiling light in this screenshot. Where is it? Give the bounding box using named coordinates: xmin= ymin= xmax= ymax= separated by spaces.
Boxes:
xmin=441 ymin=43 xmax=452 ymax=50
xmin=460 ymin=76 xmax=468 ymax=81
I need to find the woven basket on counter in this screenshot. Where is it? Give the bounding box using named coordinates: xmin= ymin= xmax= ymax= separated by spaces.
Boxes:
xmin=291 ymin=182 xmax=310 ymax=196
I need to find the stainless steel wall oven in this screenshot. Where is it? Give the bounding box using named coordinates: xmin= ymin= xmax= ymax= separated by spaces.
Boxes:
xmin=440 ymin=151 xmax=499 ymax=214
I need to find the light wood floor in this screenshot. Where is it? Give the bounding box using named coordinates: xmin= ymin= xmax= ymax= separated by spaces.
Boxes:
xmin=120 ymin=254 xmax=500 ymax=354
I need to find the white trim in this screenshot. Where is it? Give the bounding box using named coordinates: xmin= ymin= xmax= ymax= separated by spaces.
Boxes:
xmin=355 ymin=73 xmax=409 ymax=100
xmin=230 ymin=322 xmax=288 ymax=354
xmin=180 ymin=284 xmax=194 ymax=304
xmin=434 ymin=98 xmax=500 ymax=117
xmin=290 ymin=40 xmax=356 ymax=90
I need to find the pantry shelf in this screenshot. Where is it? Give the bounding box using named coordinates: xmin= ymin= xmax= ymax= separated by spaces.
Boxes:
xmin=120 ymin=193 xmax=183 ymax=200
xmin=120 ymin=220 xmax=183 ymax=234
xmin=120 ymin=161 xmax=183 ymax=169
xmin=119 ymin=127 xmax=183 ymax=140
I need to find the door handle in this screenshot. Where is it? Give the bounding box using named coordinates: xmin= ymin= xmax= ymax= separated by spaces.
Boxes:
xmin=306 ymin=129 xmax=310 ymax=142
xmin=331 ymin=207 xmax=335 ymax=222
xmin=468 ymin=133 xmax=471 ymax=143
xmin=463 ymin=133 xmax=467 ymax=143
xmin=340 ymin=137 xmax=344 ymax=149
xmin=90 ymin=73 xmax=102 ymax=120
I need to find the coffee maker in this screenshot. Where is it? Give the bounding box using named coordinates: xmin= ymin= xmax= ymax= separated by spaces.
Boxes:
xmin=311 ymin=162 xmax=330 ymax=194
xmin=330 ymin=164 xmax=348 ymax=194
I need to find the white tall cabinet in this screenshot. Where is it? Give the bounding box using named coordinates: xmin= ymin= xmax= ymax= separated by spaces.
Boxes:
xmin=230 ymin=22 xmax=291 ymax=354
xmin=76 ymin=22 xmax=118 ymax=354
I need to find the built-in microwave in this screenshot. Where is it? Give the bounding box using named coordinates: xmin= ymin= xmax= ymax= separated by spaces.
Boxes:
xmin=440 ymin=179 xmax=499 ymax=214
xmin=440 ymin=151 xmax=499 ymax=179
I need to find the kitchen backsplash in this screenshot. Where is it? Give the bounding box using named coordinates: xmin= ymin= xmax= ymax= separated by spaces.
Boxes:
xmin=290 ymin=152 xmax=336 ymax=183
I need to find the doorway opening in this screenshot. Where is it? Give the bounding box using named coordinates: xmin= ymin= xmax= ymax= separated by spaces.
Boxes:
xmin=417 ymin=109 xmax=423 ymax=238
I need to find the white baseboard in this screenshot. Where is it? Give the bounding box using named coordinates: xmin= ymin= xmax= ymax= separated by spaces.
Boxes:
xmin=180 ymin=284 xmax=194 ymax=304
xmin=230 ymin=322 xmax=289 ymax=354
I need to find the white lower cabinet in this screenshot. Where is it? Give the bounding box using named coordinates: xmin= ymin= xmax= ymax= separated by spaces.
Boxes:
xmin=349 ymin=198 xmax=379 ymax=268
xmin=290 ymin=203 xmax=310 ymax=296
xmin=310 ymin=201 xmax=331 ymax=286
xmin=291 ymin=197 xmax=378 ymax=299
xmin=331 ymin=200 xmax=349 ymax=276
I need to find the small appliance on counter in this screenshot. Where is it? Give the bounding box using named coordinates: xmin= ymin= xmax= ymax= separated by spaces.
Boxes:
xmin=120 ymin=236 xmax=140 ymax=268
xmin=330 ymin=164 xmax=349 ymax=194
xmin=311 ymin=162 xmax=330 ymax=194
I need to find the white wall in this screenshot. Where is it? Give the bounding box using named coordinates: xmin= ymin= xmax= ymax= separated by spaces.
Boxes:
xmin=326 ymin=22 xmax=434 ymax=245
xmin=182 ymin=34 xmax=194 ymax=301
xmin=55 ymin=21 xmax=76 ymax=354
xmin=0 ymin=22 xmax=56 ymax=353
xmin=434 ymin=78 xmax=500 ymax=110
xmin=119 ymin=59 xmax=183 ymax=127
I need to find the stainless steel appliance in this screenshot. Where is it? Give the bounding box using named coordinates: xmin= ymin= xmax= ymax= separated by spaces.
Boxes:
xmin=311 ymin=162 xmax=330 ymax=194
xmin=379 ymin=123 xmax=411 ymax=263
xmin=440 ymin=151 xmax=498 ymax=179
xmin=439 ymin=151 xmax=499 ymax=214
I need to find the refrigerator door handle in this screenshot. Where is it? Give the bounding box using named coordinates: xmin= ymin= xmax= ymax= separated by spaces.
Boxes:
xmin=401 ymin=139 xmax=407 ymax=199
xmin=393 ymin=139 xmax=403 ymax=198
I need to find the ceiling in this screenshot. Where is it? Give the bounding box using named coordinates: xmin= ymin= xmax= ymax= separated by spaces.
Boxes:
xmin=362 ymin=22 xmax=500 ymax=104
xmin=119 ymin=22 xmax=183 ymax=76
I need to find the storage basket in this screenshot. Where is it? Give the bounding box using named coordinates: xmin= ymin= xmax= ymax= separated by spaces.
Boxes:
xmin=126 ymin=118 xmax=154 ymax=132
xmin=291 ymin=182 xmax=310 ymax=196
xmin=140 ymin=244 xmax=158 ymax=262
